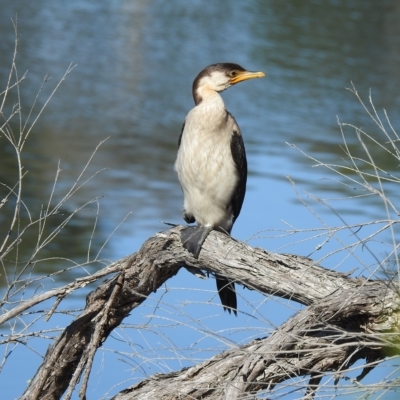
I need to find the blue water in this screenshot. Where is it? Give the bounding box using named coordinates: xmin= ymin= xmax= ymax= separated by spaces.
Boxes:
xmin=1 ymin=1 xmax=400 ymax=398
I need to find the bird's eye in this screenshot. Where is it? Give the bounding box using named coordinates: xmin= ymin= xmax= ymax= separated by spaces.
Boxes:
xmin=230 ymin=71 xmax=237 ymax=77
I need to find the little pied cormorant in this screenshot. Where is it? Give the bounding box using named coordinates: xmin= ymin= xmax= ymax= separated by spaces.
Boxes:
xmin=175 ymin=63 xmax=265 ymax=315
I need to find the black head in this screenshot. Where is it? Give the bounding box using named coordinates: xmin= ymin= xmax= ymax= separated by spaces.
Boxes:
xmin=192 ymin=63 xmax=265 ymax=105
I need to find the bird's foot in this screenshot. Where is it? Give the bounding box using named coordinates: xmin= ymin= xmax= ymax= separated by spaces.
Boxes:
xmin=180 ymin=226 xmax=213 ymax=258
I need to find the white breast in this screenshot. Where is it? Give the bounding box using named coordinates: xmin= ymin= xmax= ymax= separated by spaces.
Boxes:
xmin=175 ymin=94 xmax=238 ymax=232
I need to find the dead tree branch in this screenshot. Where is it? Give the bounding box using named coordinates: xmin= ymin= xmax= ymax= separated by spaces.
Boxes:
xmin=115 ymin=280 xmax=398 ymax=399
xmin=19 ymin=226 xmax=400 ymax=400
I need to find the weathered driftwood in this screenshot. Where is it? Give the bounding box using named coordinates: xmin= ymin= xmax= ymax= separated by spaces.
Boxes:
xmin=20 ymin=226 xmax=400 ymax=400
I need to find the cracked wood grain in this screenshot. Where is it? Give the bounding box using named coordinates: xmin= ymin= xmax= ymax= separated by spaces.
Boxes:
xmin=19 ymin=226 xmax=399 ymax=400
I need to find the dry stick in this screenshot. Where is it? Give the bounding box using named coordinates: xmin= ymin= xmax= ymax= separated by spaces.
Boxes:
xmin=0 ymin=18 xmax=20 ymax=112
xmin=0 ymin=258 xmax=125 ymax=326
xmin=78 ymin=271 xmax=126 ymax=399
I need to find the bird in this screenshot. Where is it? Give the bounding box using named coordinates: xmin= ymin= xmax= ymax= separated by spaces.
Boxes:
xmin=174 ymin=63 xmax=265 ymax=315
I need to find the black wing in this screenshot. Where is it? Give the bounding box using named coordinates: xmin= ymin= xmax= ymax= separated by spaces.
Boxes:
xmin=178 ymin=121 xmax=185 ymax=148
xmin=230 ymin=124 xmax=247 ymax=225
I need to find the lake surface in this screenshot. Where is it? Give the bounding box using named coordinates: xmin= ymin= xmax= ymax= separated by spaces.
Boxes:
xmin=1 ymin=1 xmax=400 ymax=398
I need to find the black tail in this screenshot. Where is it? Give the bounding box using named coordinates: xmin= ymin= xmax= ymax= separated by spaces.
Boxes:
xmin=216 ymin=278 xmax=237 ymax=316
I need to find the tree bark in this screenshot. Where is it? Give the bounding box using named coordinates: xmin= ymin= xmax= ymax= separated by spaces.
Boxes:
xmin=114 ymin=280 xmax=398 ymax=400
xmin=20 ymin=226 xmax=400 ymax=400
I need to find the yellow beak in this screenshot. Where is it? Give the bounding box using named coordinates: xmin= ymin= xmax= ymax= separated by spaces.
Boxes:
xmin=230 ymin=70 xmax=265 ymax=85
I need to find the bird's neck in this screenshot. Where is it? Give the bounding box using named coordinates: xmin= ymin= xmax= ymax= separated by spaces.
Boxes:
xmin=193 ymin=86 xmax=225 ymax=108
xmin=194 ymin=87 xmax=226 ymax=121
xmin=190 ymin=90 xmax=228 ymax=131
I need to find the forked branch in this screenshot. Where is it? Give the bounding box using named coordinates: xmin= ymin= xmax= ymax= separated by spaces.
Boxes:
xmin=19 ymin=226 xmax=400 ymax=400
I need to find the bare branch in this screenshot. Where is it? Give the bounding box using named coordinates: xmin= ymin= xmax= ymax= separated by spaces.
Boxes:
xmin=18 ymin=227 xmax=399 ymax=399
